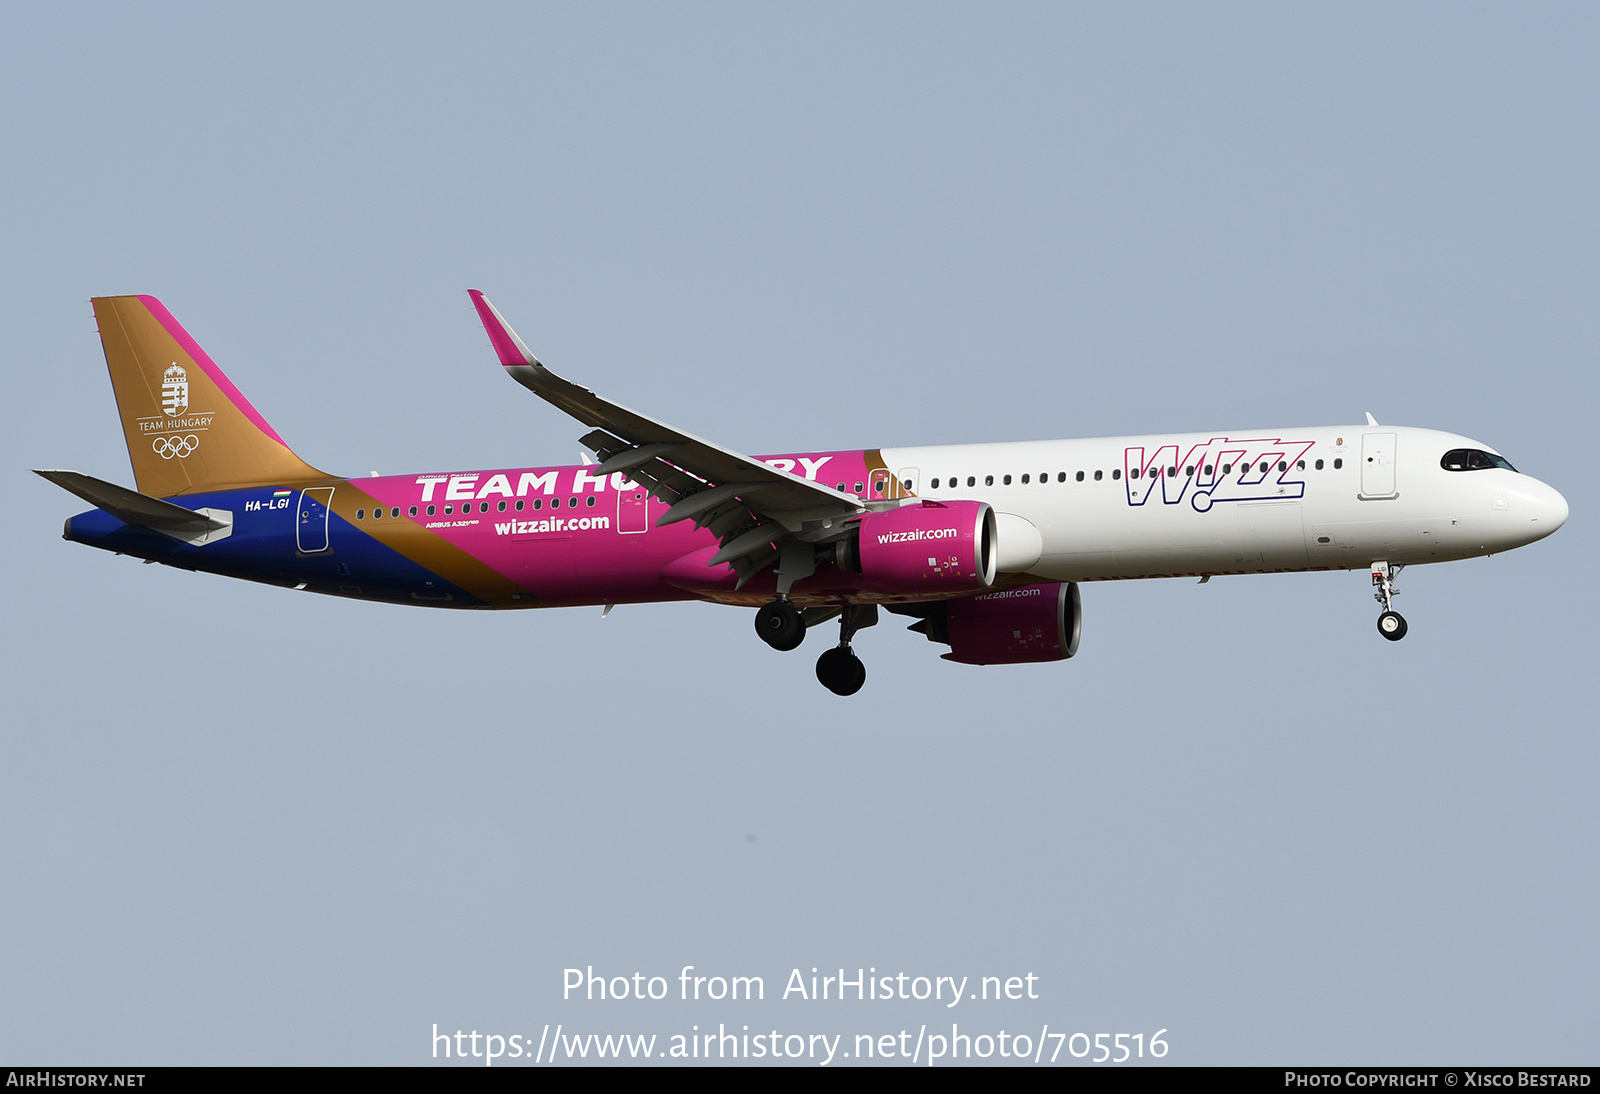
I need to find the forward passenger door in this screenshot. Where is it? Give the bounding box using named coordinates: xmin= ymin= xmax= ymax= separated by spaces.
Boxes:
xmin=1361 ymin=433 xmax=1398 ymax=499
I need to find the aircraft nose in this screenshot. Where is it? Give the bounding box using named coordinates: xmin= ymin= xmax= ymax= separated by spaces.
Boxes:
xmin=1544 ymin=483 xmax=1569 ymax=532
xmin=1526 ymin=478 xmax=1568 ymax=540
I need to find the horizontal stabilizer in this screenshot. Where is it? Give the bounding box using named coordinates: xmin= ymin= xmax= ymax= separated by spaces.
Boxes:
xmin=34 ymin=470 xmax=226 ymax=532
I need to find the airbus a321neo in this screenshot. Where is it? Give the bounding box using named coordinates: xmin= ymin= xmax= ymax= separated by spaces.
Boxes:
xmin=39 ymin=293 xmax=1569 ymax=694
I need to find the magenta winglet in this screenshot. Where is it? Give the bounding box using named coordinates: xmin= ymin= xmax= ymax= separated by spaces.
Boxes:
xmin=136 ymin=295 xmax=293 ymax=449
xmin=468 ymin=289 xmax=531 ymax=367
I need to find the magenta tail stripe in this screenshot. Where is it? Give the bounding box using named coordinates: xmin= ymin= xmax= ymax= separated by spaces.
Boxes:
xmin=135 ymin=295 xmax=293 ymax=449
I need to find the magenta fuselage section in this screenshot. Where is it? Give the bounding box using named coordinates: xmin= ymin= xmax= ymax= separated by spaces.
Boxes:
xmin=344 ymin=449 xmax=894 ymax=608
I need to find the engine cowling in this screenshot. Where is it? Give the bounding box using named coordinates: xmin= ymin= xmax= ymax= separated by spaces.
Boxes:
xmin=943 ymin=582 xmax=1081 ymax=665
xmin=847 ymin=500 xmax=996 ymax=595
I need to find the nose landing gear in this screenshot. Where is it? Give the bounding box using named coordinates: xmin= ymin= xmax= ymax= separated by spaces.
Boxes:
xmin=1371 ymin=561 xmax=1408 ymax=641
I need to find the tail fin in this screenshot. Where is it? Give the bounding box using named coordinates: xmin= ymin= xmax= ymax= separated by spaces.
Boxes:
xmin=91 ymin=295 xmax=327 ymax=497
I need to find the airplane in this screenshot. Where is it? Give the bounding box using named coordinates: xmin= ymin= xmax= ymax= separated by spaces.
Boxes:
xmin=38 ymin=293 xmax=1569 ymax=695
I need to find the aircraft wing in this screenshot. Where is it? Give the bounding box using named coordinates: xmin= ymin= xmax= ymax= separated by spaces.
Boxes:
xmin=468 ymin=290 xmax=866 ymax=584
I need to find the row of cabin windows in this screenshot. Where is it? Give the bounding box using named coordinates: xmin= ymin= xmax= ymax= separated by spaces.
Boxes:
xmin=353 ymin=453 xmax=1362 ymax=521
xmin=925 ymin=458 xmax=1342 ymax=490
xmin=355 ymin=496 xmax=598 ymax=520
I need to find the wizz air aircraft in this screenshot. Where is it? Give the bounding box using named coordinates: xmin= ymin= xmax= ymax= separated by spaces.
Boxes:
xmin=40 ymin=293 xmax=1568 ymax=695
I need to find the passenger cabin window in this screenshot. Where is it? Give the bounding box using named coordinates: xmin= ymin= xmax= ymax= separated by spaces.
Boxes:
xmin=409 ymin=505 xmax=418 ymax=517
xmin=1112 ymin=470 xmax=1121 ymax=480
xmin=931 ymin=478 xmax=940 ymax=489
xmin=985 ymin=475 xmax=994 ymax=486
xmin=1441 ymin=449 xmax=1517 ymax=473
xmin=1094 ymin=470 xmax=1103 ymax=481
xmin=1315 ymin=459 xmax=1324 ymax=470
xmin=1075 ymin=471 xmax=1084 ymax=482
xmin=356 ymin=509 xmax=365 ymax=520
xmin=966 ymin=476 xmax=975 ymax=487
xmin=1003 ymin=474 xmax=1012 ymax=485
xmin=1333 ymin=458 xmax=1343 ymax=469
xmin=1020 ymin=474 xmax=1029 ymax=484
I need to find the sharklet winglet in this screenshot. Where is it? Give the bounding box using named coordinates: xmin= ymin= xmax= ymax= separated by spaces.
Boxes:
xmin=468 ymin=289 xmax=540 ymax=368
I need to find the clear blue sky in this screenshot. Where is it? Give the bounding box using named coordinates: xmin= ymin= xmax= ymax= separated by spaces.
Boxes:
xmin=2 ymin=2 xmax=1594 ymax=1064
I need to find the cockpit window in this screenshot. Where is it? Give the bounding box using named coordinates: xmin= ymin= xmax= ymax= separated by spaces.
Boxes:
xmin=1441 ymin=448 xmax=1517 ymax=473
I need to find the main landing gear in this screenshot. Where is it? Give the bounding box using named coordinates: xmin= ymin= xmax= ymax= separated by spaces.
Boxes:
xmin=816 ymin=646 xmax=866 ymax=696
xmin=816 ymin=605 xmax=877 ymax=696
xmin=754 ymin=597 xmax=806 ymax=651
xmin=754 ymin=598 xmax=877 ymax=695
xmin=752 ymin=542 xmax=817 ymax=652
xmin=1371 ymin=561 xmax=1408 ymax=641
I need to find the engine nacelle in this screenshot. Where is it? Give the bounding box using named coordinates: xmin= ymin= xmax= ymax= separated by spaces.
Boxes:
xmin=846 ymin=500 xmax=997 ymax=595
xmin=943 ymin=582 xmax=1081 ymax=665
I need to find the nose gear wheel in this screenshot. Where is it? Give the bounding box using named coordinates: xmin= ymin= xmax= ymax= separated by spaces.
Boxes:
xmin=1378 ymin=610 xmax=1408 ymax=641
xmin=1371 ymin=562 xmax=1409 ymax=641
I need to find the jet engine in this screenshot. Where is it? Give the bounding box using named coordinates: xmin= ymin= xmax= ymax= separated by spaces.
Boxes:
xmin=890 ymin=582 xmax=1081 ymax=665
xmin=837 ymin=500 xmax=996 ymax=595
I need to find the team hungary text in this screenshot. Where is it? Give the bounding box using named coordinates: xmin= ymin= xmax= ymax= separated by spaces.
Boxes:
xmin=565 ymin=967 xmax=1041 ymax=1006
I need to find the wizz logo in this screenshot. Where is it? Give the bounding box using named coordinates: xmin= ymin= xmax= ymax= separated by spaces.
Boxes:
xmin=1124 ymin=437 xmax=1315 ymax=512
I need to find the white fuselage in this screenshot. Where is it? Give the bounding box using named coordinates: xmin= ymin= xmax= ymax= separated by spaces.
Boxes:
xmin=883 ymin=425 xmax=1567 ymax=582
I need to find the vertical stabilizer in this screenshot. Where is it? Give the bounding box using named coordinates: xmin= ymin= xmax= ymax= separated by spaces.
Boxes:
xmin=92 ymin=295 xmax=327 ymax=496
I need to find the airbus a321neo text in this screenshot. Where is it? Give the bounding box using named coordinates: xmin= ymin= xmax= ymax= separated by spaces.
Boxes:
xmin=39 ymin=293 xmax=1569 ymax=695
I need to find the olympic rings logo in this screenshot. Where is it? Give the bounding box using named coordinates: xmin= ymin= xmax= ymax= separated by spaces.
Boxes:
xmin=152 ymin=435 xmax=200 ymax=459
